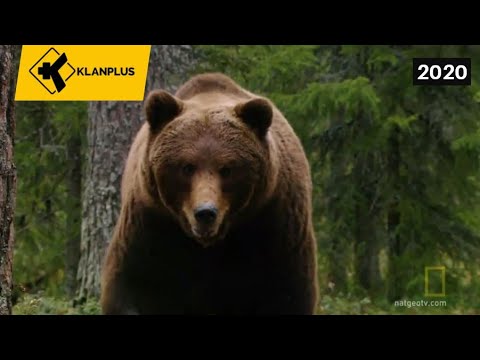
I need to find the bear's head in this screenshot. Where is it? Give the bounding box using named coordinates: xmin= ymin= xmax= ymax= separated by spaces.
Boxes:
xmin=144 ymin=89 xmax=276 ymax=247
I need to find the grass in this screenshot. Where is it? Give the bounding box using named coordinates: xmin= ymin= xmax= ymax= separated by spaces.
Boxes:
xmin=13 ymin=293 xmax=101 ymax=315
xmin=13 ymin=292 xmax=477 ymax=315
xmin=317 ymin=293 xmax=479 ymax=315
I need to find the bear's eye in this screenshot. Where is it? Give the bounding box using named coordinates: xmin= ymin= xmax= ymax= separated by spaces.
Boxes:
xmin=219 ymin=167 xmax=232 ymax=178
xmin=182 ymin=164 xmax=196 ymax=176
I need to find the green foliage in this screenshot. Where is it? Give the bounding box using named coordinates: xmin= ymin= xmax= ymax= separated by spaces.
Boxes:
xmin=318 ymin=294 xmax=381 ymax=315
xmin=13 ymin=293 xmax=100 ymax=315
xmin=13 ymin=101 xmax=87 ymax=298
xmin=194 ymin=45 xmax=480 ymax=311
xmin=318 ymin=291 xmax=479 ymax=315
xmin=452 ymin=131 xmax=480 ymax=153
xmin=13 ymin=45 xmax=480 ymax=314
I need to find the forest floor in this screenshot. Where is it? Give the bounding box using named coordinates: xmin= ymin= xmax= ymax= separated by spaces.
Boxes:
xmin=11 ymin=293 xmax=478 ymax=315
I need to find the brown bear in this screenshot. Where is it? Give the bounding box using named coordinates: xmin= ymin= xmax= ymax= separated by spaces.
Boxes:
xmin=100 ymin=73 xmax=318 ymax=315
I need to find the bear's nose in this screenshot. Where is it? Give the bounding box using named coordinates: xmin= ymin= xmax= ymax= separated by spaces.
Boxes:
xmin=194 ymin=204 xmax=218 ymax=225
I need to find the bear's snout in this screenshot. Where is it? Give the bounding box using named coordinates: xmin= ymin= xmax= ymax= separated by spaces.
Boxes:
xmin=194 ymin=203 xmax=218 ymax=225
xmin=180 ymin=170 xmax=229 ymax=246
xmin=191 ymin=200 xmax=221 ymax=243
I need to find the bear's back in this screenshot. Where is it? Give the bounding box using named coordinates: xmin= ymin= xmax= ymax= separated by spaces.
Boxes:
xmin=175 ymin=73 xmax=253 ymax=101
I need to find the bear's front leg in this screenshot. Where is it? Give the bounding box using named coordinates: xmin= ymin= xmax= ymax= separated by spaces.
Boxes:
xmin=100 ymin=280 xmax=140 ymax=315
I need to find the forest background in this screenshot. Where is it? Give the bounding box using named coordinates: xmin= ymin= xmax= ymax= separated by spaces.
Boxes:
xmin=3 ymin=45 xmax=480 ymax=315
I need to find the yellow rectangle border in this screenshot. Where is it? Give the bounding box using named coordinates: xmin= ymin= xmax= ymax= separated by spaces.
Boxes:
xmin=424 ymin=266 xmax=446 ymax=297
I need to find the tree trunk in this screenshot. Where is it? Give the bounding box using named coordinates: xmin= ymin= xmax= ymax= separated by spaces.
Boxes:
xmin=65 ymin=133 xmax=82 ymax=297
xmin=387 ymin=125 xmax=403 ymax=302
xmin=324 ymin=113 xmax=348 ymax=293
xmin=354 ymin=214 xmax=382 ymax=294
xmin=353 ymin=152 xmax=382 ymax=295
xmin=76 ymin=45 xmax=196 ymax=301
xmin=0 ymin=45 xmax=16 ymax=315
xmin=387 ymin=205 xmax=401 ymax=301
xmin=326 ymin=232 xmax=348 ymax=294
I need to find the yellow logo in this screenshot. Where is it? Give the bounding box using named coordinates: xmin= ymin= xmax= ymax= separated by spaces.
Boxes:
xmin=424 ymin=266 xmax=446 ymax=297
xmin=15 ymin=45 xmax=151 ymax=101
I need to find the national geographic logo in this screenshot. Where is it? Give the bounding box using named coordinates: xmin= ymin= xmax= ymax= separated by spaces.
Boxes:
xmin=425 ymin=266 xmax=446 ymax=297
xmin=16 ymin=45 xmax=151 ymax=101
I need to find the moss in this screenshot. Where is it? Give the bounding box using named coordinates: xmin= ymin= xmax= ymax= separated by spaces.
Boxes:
xmin=13 ymin=293 xmax=101 ymax=315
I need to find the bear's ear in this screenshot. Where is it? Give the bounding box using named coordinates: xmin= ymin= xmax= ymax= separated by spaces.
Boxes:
xmin=145 ymin=90 xmax=184 ymax=132
xmin=234 ymin=98 xmax=273 ymax=138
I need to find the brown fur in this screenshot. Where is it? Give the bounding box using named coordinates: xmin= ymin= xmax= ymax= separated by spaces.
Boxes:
xmin=101 ymin=73 xmax=319 ymax=314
